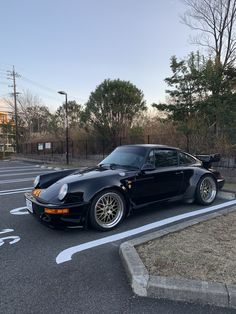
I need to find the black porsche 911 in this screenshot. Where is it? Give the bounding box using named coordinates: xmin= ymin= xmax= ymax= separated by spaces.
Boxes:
xmin=25 ymin=144 xmax=225 ymax=231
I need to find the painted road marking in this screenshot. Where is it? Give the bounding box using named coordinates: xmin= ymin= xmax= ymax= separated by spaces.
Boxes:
xmin=0 ymin=229 xmax=14 ymax=234
xmin=0 ymin=178 xmax=34 ymax=184
xmin=0 ymin=165 xmax=40 ymax=171
xmin=56 ymin=199 xmax=236 ymax=264
xmin=0 ymin=187 xmax=32 ymax=196
xmin=0 ymin=236 xmax=21 ymax=247
xmin=0 ymin=187 xmax=32 ymax=193
xmin=0 ymin=171 xmax=48 ymax=178
xmin=0 ymin=167 xmax=41 ymax=173
xmin=0 ymin=229 xmax=20 ymax=247
xmin=10 ymin=207 xmax=29 ymax=215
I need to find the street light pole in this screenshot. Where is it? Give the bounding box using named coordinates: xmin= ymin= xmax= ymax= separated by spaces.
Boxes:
xmin=58 ymin=91 xmax=69 ymax=165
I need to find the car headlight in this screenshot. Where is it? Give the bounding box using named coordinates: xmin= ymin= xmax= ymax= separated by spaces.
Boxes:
xmin=33 ymin=175 xmax=40 ymax=188
xmin=58 ymin=184 xmax=68 ymax=201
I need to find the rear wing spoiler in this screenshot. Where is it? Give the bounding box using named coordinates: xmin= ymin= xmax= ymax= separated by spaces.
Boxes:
xmin=195 ymin=154 xmax=221 ymax=168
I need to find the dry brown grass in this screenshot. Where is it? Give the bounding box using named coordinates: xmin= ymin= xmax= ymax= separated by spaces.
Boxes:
xmin=137 ymin=211 xmax=236 ymax=284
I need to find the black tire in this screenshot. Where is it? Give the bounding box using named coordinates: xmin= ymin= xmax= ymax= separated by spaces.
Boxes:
xmin=89 ymin=189 xmax=126 ymax=231
xmin=195 ymin=175 xmax=217 ymax=205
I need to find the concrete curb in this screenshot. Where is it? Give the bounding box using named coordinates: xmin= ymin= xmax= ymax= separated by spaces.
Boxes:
xmin=218 ymin=190 xmax=236 ymax=200
xmin=119 ymin=205 xmax=236 ymax=309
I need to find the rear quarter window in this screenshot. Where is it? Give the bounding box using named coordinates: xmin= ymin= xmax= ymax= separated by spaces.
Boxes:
xmin=179 ymin=152 xmax=196 ymax=165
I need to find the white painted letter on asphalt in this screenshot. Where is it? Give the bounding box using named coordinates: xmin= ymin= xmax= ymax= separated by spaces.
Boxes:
xmin=0 ymin=229 xmax=20 ymax=247
xmin=0 ymin=236 xmax=21 ymax=247
xmin=0 ymin=229 xmax=14 ymax=234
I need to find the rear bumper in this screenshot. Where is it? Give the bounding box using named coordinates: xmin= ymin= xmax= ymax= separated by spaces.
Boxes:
xmin=217 ymin=178 xmax=225 ymax=190
xmin=25 ymin=192 xmax=89 ymax=227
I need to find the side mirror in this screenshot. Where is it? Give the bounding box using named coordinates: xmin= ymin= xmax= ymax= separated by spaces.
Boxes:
xmin=141 ymin=163 xmax=155 ymax=172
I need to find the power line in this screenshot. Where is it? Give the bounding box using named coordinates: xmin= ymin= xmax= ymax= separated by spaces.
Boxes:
xmin=20 ymin=76 xmax=58 ymax=94
xmin=20 ymin=75 xmax=85 ymax=103
xmin=17 ymin=84 xmax=62 ymax=102
xmin=17 ymin=83 xmax=85 ymax=104
xmin=2 ymin=68 xmax=86 ymax=104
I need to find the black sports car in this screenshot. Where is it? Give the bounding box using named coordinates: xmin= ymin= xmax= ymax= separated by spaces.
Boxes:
xmin=25 ymin=144 xmax=224 ymax=231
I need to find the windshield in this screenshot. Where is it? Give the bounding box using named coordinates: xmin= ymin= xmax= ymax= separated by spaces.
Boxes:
xmin=99 ymin=146 xmax=146 ymax=170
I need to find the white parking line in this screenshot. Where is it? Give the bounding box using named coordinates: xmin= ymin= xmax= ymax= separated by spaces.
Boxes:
xmin=0 ymin=187 xmax=32 ymax=196
xmin=56 ymin=199 xmax=236 ymax=264
xmin=0 ymin=178 xmax=34 ymax=184
xmin=0 ymin=171 xmax=48 ymax=178
xmin=0 ymin=165 xmax=40 ymax=171
xmin=0 ymin=167 xmax=42 ymax=173
xmin=10 ymin=207 xmax=29 ymax=215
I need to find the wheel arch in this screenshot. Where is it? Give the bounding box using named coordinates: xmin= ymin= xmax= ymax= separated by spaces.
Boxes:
xmin=86 ymin=186 xmax=131 ymax=231
xmin=89 ymin=185 xmax=131 ymax=216
xmin=182 ymin=169 xmax=217 ymax=202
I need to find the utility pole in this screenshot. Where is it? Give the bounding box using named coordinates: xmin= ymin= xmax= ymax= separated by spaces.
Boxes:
xmin=13 ymin=66 xmax=19 ymax=153
xmin=8 ymin=66 xmax=20 ymax=153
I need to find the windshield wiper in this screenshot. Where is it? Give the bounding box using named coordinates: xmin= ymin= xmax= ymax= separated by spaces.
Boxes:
xmin=98 ymin=163 xmax=119 ymax=169
xmin=98 ymin=163 xmax=139 ymax=170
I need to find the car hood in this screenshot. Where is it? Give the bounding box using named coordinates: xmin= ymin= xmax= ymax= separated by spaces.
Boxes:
xmin=38 ymin=167 xmax=133 ymax=204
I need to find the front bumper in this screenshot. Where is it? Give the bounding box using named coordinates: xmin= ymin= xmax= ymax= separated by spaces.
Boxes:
xmin=25 ymin=192 xmax=89 ymax=227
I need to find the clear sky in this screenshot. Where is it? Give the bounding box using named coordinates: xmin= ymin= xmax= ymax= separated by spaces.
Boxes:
xmin=0 ymin=0 xmax=194 ymax=112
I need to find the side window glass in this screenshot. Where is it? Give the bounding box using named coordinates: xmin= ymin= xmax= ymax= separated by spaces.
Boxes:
xmin=146 ymin=150 xmax=155 ymax=167
xmin=154 ymin=150 xmax=178 ymax=167
xmin=179 ymin=152 xmax=196 ymax=165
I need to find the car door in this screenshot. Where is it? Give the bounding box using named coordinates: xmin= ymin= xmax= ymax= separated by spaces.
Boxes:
xmin=130 ymin=148 xmax=184 ymax=206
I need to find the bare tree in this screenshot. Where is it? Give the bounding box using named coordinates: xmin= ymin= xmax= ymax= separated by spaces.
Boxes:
xmin=4 ymin=90 xmax=52 ymax=140
xmin=181 ymin=0 xmax=236 ymax=68
xmin=4 ymin=89 xmax=42 ymax=118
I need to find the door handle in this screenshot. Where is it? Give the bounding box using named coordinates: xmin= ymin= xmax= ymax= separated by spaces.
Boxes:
xmin=175 ymin=171 xmax=183 ymax=175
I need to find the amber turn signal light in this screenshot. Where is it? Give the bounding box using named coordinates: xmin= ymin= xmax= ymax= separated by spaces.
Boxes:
xmin=44 ymin=208 xmax=69 ymax=214
xmin=33 ymin=189 xmax=42 ymax=197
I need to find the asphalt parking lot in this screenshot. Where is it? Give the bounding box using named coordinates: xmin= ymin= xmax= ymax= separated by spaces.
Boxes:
xmin=0 ymin=160 xmax=235 ymax=314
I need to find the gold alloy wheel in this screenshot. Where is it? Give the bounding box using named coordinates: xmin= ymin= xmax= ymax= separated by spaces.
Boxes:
xmin=199 ymin=176 xmax=217 ymax=203
xmin=94 ymin=192 xmax=124 ymax=229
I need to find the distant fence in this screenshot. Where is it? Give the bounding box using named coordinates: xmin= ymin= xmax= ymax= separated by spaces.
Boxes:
xmin=18 ymin=134 xmax=236 ymax=166
xmin=19 ymin=137 xmax=149 ymax=162
xmin=19 ymin=139 xmax=114 ymax=161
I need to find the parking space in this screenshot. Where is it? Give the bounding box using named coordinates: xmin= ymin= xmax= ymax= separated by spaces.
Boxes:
xmin=0 ymin=163 xmax=48 ymax=191
xmin=0 ymin=161 xmax=234 ymax=314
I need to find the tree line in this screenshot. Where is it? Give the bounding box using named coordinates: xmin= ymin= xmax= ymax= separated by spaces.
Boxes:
xmin=2 ymin=0 xmax=236 ymax=155
xmin=153 ymin=0 xmax=236 ymax=153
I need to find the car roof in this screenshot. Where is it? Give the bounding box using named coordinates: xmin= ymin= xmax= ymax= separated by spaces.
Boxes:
xmin=118 ymin=144 xmax=180 ymax=150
